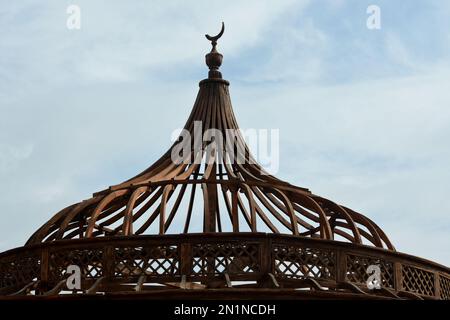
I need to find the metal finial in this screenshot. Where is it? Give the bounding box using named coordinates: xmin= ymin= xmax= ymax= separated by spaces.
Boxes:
xmin=205 ymin=22 xmax=225 ymax=46
xmin=205 ymin=22 xmax=225 ymax=79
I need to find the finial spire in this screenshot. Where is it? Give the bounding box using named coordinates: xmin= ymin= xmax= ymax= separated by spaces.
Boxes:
xmin=205 ymin=22 xmax=225 ymax=79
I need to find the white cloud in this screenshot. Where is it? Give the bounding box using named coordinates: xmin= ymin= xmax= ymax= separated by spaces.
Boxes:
xmin=385 ymin=32 xmax=418 ymax=71
xmin=0 ymin=0 xmax=307 ymax=95
xmin=244 ymin=17 xmax=328 ymax=83
xmin=0 ymin=143 xmax=34 ymax=174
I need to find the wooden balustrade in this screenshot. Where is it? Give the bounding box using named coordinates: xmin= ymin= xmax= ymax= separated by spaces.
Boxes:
xmin=1 ymin=233 xmax=449 ymax=299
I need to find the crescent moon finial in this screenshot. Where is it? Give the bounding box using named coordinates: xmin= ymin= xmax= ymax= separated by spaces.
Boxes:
xmin=205 ymin=22 xmax=225 ymax=45
xmin=204 ymin=22 xmax=225 ymax=79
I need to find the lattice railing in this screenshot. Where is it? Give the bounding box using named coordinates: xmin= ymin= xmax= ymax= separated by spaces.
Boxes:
xmin=49 ymin=248 xmax=104 ymax=282
xmin=346 ymin=254 xmax=394 ymax=288
xmin=273 ymin=245 xmax=335 ymax=280
xmin=402 ymin=265 xmax=435 ymax=297
xmin=0 ymin=253 xmax=40 ymax=289
xmin=191 ymin=242 xmax=259 ymax=276
xmin=0 ymin=234 xmax=449 ymax=298
xmin=440 ymin=274 xmax=450 ymax=300
xmin=114 ymin=245 xmax=179 ymax=278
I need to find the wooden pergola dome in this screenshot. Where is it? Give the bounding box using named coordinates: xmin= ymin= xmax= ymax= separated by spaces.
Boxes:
xmin=27 ymin=24 xmax=392 ymax=251
xmin=1 ymin=23 xmax=449 ymax=299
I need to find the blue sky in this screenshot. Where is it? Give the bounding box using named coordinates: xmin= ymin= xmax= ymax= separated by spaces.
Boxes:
xmin=1 ymin=0 xmax=450 ymax=265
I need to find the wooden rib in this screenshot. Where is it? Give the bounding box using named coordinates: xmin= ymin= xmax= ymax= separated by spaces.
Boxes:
xmin=110 ymin=190 xmax=153 ymax=235
xmin=131 ymin=187 xmax=164 ymax=222
xmin=231 ymin=187 xmax=239 ymax=232
xmin=219 ymin=85 xmax=271 ymax=184
xmin=255 ymin=205 xmax=279 ymax=233
xmin=220 ymin=186 xmax=234 ymax=225
xmin=202 ymin=183 xmax=210 ymax=232
xmin=134 ymin=204 xmax=163 ymax=235
xmin=342 ymin=205 xmax=394 ymax=250
xmin=312 ymin=196 xmax=362 ymax=244
xmin=241 ymin=184 xmax=257 ymax=232
xmin=288 ymin=192 xmax=333 ymax=240
xmin=270 ymin=188 xmax=298 ymax=235
xmin=333 ymin=226 xmax=356 ymax=242
xmin=100 ymin=190 xmax=152 ymax=228
xmin=85 ymin=190 xmax=129 ymax=237
xmin=95 ymin=197 xmax=129 ymax=222
xmin=183 ymin=171 xmax=199 ymax=233
xmin=27 ymin=203 xmax=79 ymax=244
xmin=62 ymin=225 xmax=88 ymax=240
xmin=237 ymin=193 xmax=253 ymax=230
xmin=50 ymin=201 xmax=94 ymax=240
xmin=265 ymin=192 xmax=315 ymax=231
xmin=290 ymin=200 xmax=321 ymax=223
xmin=217 ymin=88 xmax=238 ymax=180
xmin=97 ymin=192 xmax=142 ymax=229
xmin=209 ymin=90 xmax=222 ymax=234
xmin=252 ymin=187 xmax=293 ymax=231
xmin=122 ymin=186 xmax=149 ymax=236
xmin=164 ymin=184 xmax=187 ymax=232
xmin=216 ymin=194 xmax=223 ymax=232
xmin=205 ymin=182 xmax=218 ymax=232
xmin=159 ymin=185 xmax=174 ymax=234
xmin=183 ymin=184 xmax=196 ymax=233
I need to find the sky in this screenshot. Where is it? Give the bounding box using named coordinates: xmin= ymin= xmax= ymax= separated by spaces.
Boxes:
xmin=0 ymin=0 xmax=450 ymax=265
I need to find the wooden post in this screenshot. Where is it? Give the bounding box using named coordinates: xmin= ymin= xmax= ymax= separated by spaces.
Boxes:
xmin=204 ymin=183 xmax=217 ymax=232
xmin=180 ymin=243 xmax=192 ymax=279
xmin=435 ymin=272 xmax=441 ymax=299
xmin=260 ymin=237 xmax=270 ymax=273
xmin=103 ymin=246 xmax=114 ymax=281
xmin=258 ymin=236 xmax=273 ymax=288
xmin=394 ymin=262 xmax=402 ymax=292
xmin=336 ymin=249 xmax=346 ymax=283
xmin=231 ymin=186 xmax=239 ymax=232
xmin=39 ymin=248 xmax=49 ymax=294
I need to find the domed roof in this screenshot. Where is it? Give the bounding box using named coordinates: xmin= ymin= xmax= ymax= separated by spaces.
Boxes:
xmin=26 ymin=23 xmax=394 ymax=251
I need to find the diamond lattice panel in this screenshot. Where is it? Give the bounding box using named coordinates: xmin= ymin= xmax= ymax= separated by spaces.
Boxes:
xmin=114 ymin=245 xmax=179 ymax=278
xmin=440 ymin=275 xmax=450 ymax=300
xmin=273 ymin=245 xmax=335 ymax=280
xmin=402 ymin=265 xmax=435 ymax=296
xmin=346 ymin=254 xmax=394 ymax=289
xmin=49 ymin=249 xmax=103 ymax=281
xmin=0 ymin=253 xmax=40 ymax=288
xmin=192 ymin=242 xmax=259 ymax=276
